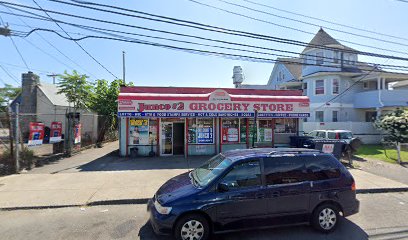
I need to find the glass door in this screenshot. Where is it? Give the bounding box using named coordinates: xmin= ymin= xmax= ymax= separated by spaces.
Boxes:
xmin=161 ymin=122 xmax=173 ymax=155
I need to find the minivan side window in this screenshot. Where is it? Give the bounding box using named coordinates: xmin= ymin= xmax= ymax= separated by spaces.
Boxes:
xmin=221 ymin=160 xmax=261 ymax=189
xmin=317 ymin=131 xmax=326 ymax=138
xmin=327 ymin=132 xmax=336 ymax=139
xmin=264 ymin=156 xmax=306 ymax=185
xmin=304 ymin=155 xmax=341 ymax=181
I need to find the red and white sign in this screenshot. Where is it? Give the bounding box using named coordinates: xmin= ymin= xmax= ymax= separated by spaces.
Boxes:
xmin=50 ymin=121 xmax=62 ymax=143
xmin=28 ymin=122 xmax=45 ymax=146
xmin=118 ymin=89 xmax=310 ymax=118
xmin=322 ymin=144 xmax=334 ymax=154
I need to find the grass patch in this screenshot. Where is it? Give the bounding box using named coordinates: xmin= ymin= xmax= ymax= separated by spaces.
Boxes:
xmin=355 ymin=144 xmax=408 ymax=164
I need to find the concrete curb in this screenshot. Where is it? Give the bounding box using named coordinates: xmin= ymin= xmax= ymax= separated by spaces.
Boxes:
xmin=356 ymin=188 xmax=408 ymax=194
xmin=3 ymin=188 xmax=408 ymax=211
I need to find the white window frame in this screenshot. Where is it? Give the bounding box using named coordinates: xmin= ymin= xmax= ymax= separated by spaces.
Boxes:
xmin=315 ymin=111 xmax=324 ymax=122
xmin=332 ymin=111 xmax=338 ymax=122
xmin=332 ymin=79 xmax=339 ymax=95
xmin=314 ymin=79 xmax=325 ymax=95
xmin=316 ymin=52 xmax=324 ymax=65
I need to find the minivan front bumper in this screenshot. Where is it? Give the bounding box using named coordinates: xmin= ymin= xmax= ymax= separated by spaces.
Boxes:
xmin=343 ymin=199 xmax=360 ymax=217
xmin=147 ymin=198 xmax=176 ymax=236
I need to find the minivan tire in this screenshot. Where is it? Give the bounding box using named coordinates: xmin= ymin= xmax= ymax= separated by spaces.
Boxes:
xmin=311 ymin=203 xmax=339 ymax=233
xmin=174 ymin=213 xmax=210 ymax=240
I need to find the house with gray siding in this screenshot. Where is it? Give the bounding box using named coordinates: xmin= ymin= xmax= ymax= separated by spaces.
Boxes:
xmin=235 ymin=28 xmax=408 ymax=143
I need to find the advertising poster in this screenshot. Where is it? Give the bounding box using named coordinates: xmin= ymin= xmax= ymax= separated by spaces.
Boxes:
xmin=264 ymin=128 xmax=273 ymax=142
xmin=197 ymin=127 xmax=213 ymax=144
xmin=129 ymin=119 xmax=149 ymax=145
xmin=74 ymin=123 xmax=81 ymax=144
xmin=50 ymin=121 xmax=63 ymax=143
xmin=28 ymin=122 xmax=45 ymax=146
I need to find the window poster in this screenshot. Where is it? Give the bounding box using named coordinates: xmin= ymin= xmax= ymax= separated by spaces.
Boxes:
xmin=188 ymin=119 xmax=197 ymax=144
xmin=264 ymin=128 xmax=273 ymax=142
xmin=148 ymin=119 xmax=157 ymax=144
xmin=74 ymin=123 xmax=81 ymax=144
xmin=197 ymin=119 xmax=214 ymax=144
xmin=222 ymin=118 xmax=239 ymax=143
xmin=129 ymin=119 xmax=149 ymax=145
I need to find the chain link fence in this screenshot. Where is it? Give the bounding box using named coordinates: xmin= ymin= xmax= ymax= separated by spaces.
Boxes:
xmin=0 ymin=111 xmax=118 ymax=175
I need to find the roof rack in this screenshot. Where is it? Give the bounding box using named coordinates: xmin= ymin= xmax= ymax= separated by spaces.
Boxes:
xmin=268 ymin=149 xmax=322 ymax=155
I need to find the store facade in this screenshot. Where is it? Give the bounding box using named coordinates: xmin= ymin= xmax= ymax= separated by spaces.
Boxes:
xmin=118 ymin=87 xmax=310 ymax=157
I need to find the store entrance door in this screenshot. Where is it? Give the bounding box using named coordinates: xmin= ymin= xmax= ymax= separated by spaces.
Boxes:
xmin=160 ymin=122 xmax=173 ymax=155
xmin=173 ymin=123 xmax=185 ymax=155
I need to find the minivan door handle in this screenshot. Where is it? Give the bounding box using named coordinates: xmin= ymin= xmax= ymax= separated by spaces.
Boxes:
xmin=255 ymin=193 xmax=265 ymax=199
xmin=271 ymin=191 xmax=280 ymax=198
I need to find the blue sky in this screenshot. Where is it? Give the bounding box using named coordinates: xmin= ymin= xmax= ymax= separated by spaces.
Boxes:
xmin=1 ymin=0 xmax=408 ymax=88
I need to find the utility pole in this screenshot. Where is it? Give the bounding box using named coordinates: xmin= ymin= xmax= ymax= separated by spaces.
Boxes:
xmin=15 ymin=103 xmax=20 ymax=173
xmin=47 ymin=73 xmax=58 ymax=84
xmin=122 ymin=51 xmax=126 ymax=84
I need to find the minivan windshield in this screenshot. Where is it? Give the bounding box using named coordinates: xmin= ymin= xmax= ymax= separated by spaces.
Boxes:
xmin=192 ymin=154 xmax=232 ymax=187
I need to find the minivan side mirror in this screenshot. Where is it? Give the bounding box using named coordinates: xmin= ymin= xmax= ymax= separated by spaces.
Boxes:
xmin=217 ymin=182 xmax=229 ymax=192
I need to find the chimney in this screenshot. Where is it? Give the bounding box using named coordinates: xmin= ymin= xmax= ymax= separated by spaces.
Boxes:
xmin=20 ymin=71 xmax=39 ymax=138
xmin=232 ymin=66 xmax=244 ymax=88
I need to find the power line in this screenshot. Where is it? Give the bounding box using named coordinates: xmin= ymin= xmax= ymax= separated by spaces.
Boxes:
xmin=0 ymin=13 xmax=4 ymax=25
xmin=5 ymin=1 xmax=408 ymax=63
xmin=216 ymin=0 xmax=408 ymax=48
xmin=187 ymin=0 xmax=408 ymax=56
xmin=19 ymin=28 xmax=408 ymax=75
xmin=0 ymin=64 xmax=20 ymax=84
xmin=242 ymin=0 xmax=408 ymax=43
xmin=0 ymin=60 xmax=51 ymax=74
xmin=6 ymin=8 xmax=408 ymax=72
xmin=2 ymin=6 xmax=98 ymax=78
xmin=9 ymin=36 xmax=30 ymax=70
xmin=31 ymin=0 xmax=118 ymax=79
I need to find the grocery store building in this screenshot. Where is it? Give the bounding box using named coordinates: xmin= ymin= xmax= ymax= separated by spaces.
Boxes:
xmin=118 ymin=86 xmax=310 ymax=157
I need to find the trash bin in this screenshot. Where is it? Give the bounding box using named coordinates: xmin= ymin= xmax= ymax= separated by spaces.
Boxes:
xmin=312 ymin=139 xmax=345 ymax=160
xmin=289 ymin=136 xmax=314 ymax=148
xmin=130 ymin=147 xmax=138 ymax=158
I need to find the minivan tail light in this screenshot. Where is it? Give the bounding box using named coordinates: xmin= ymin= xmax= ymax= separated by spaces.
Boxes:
xmin=351 ymin=182 xmax=356 ymax=191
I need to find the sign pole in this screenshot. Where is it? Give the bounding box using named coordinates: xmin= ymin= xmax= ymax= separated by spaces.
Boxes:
xmin=15 ymin=103 xmax=20 ymax=173
xmin=252 ymin=110 xmax=258 ymax=148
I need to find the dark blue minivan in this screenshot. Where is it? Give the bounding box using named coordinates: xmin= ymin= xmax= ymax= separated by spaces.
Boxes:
xmin=147 ymin=148 xmax=359 ymax=240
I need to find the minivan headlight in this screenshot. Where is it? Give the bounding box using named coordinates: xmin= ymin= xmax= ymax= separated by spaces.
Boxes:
xmin=154 ymin=199 xmax=172 ymax=215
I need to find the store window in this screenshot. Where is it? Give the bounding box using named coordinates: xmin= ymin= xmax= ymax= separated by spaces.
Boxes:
xmin=315 ymin=80 xmax=325 ymax=95
xmin=257 ymin=120 xmax=273 ymax=142
xmin=274 ymin=119 xmax=297 ymax=134
xmin=188 ymin=118 xmax=214 ymax=144
xmin=222 ymin=118 xmax=240 ymax=143
xmin=129 ymin=119 xmax=150 ymax=145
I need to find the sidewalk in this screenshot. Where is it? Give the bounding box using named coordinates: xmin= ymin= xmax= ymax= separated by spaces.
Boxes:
xmin=1 ymin=144 xmax=408 ymax=209
xmin=0 ymin=167 xmax=407 ymax=209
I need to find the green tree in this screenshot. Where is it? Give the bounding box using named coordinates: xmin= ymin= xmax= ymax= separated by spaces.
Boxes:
xmin=0 ymin=84 xmax=21 ymax=112
xmin=90 ymin=79 xmax=132 ymax=144
xmin=57 ymin=70 xmax=93 ymax=111
xmin=375 ymin=108 xmax=408 ymax=163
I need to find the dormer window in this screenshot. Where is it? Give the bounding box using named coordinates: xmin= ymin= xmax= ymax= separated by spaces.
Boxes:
xmin=316 ymin=52 xmax=324 ymax=65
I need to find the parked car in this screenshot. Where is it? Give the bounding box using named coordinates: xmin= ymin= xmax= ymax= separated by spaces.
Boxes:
xmin=147 ymin=148 xmax=359 ymax=240
xmin=306 ymin=130 xmax=354 ymax=144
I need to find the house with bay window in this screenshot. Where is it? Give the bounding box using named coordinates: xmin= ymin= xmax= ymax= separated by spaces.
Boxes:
xmin=236 ymin=28 xmax=408 ymax=143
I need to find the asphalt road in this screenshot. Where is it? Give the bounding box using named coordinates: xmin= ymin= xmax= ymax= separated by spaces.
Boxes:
xmin=1 ymin=192 xmax=408 ymax=240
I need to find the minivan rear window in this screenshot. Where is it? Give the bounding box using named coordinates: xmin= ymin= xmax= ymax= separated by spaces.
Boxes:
xmin=264 ymin=156 xmax=306 ymax=185
xmin=304 ymin=155 xmax=341 ymax=181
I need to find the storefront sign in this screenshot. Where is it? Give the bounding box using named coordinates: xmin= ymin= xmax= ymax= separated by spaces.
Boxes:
xmin=197 ymin=127 xmax=213 ymax=144
xmin=74 ymin=123 xmax=81 ymax=144
xmin=50 ymin=121 xmax=62 ymax=143
xmin=118 ymin=90 xmax=310 ymax=118
xmin=28 ymin=122 xmax=45 ymax=146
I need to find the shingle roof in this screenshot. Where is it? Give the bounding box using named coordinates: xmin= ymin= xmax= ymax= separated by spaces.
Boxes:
xmin=276 ymin=57 xmax=302 ymax=80
xmin=303 ymin=28 xmax=356 ymax=53
xmin=37 ymin=83 xmax=70 ymax=106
